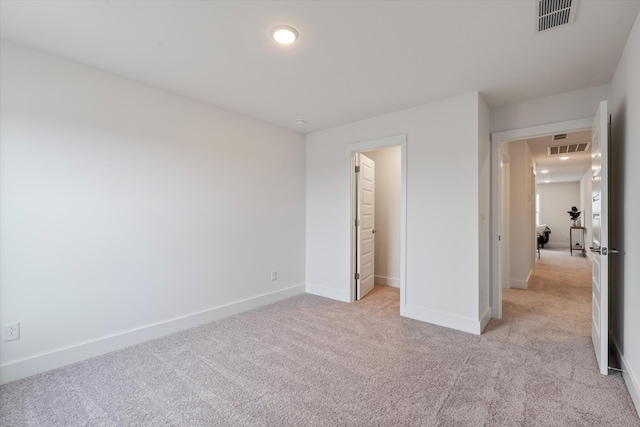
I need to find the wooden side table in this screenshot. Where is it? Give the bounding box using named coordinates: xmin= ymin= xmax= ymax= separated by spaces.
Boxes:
xmin=570 ymin=226 xmax=586 ymax=256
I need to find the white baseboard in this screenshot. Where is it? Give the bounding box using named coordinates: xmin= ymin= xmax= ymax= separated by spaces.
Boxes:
xmin=403 ymin=305 xmax=484 ymax=335
xmin=0 ymin=284 xmax=305 ymax=385
xmin=546 ymin=242 xmax=567 ymax=247
xmin=510 ymin=269 xmax=532 ymax=290
xmin=510 ymin=280 xmax=527 ymax=289
xmin=510 ymin=279 xmax=528 ymax=289
xmin=305 ymin=283 xmax=351 ymax=302
xmin=613 ymin=337 xmax=640 ymax=415
xmin=544 ymin=242 xmax=569 ymax=248
xmin=374 ymin=275 xmax=400 ymax=288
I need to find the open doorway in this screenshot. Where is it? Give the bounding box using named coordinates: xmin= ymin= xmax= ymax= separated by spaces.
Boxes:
xmin=529 ymin=130 xmax=593 ymax=259
xmin=353 ymin=146 xmax=402 ymax=300
xmin=491 ymin=103 xmax=613 ymax=375
xmin=347 ymin=134 xmax=407 ymax=310
xmin=490 ymin=117 xmax=593 ymax=317
xmin=501 ymin=129 xmax=593 ymax=290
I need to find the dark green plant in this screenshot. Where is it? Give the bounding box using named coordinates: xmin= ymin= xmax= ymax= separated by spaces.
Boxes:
xmin=567 ymin=206 xmax=581 ymax=221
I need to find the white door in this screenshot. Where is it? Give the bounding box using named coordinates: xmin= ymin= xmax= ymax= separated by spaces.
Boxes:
xmin=356 ymin=153 xmax=375 ymax=300
xmin=590 ymin=100 xmax=610 ymax=375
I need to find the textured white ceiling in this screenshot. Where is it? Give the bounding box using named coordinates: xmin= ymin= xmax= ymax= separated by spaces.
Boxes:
xmin=1 ymin=1 xmax=639 ymax=133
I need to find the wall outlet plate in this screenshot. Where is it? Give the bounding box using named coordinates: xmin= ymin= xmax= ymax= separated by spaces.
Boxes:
xmin=4 ymin=322 xmax=20 ymax=342
xmin=271 ymin=271 xmax=277 ymax=281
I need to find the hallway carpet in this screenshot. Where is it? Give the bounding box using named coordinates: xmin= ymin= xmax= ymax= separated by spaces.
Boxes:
xmin=1 ymin=249 xmax=638 ymax=426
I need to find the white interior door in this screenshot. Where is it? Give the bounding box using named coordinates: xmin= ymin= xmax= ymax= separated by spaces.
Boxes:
xmin=356 ymin=153 xmax=375 ymax=300
xmin=590 ymin=100 xmax=610 ymax=375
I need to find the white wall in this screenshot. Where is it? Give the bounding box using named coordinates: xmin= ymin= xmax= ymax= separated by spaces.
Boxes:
xmin=508 ymin=140 xmax=536 ymax=289
xmin=0 ymin=41 xmax=306 ymax=384
xmin=579 ymin=170 xmax=593 ymax=261
xmin=365 ymin=147 xmax=401 ymax=288
xmin=610 ymin=12 xmax=640 ymax=413
xmin=306 ymin=92 xmax=489 ymax=334
xmin=491 ymin=84 xmax=610 ymax=133
xmin=478 ymin=96 xmax=491 ymax=324
xmin=537 ymin=182 xmax=581 ymax=248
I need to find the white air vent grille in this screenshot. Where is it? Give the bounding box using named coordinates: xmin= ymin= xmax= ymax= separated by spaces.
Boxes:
xmin=547 ymin=142 xmax=590 ymax=155
xmin=537 ymin=0 xmax=578 ymax=32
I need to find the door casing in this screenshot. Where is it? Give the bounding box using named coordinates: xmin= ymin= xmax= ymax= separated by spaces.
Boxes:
xmin=490 ymin=118 xmax=593 ymax=318
xmin=348 ymin=134 xmax=407 ymax=312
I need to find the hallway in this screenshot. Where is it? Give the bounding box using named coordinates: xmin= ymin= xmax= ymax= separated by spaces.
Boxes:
xmin=362 ymin=250 xmax=636 ymax=426
xmin=501 ymin=247 xmax=592 ymax=341
xmin=481 ymin=247 xmax=639 ymax=424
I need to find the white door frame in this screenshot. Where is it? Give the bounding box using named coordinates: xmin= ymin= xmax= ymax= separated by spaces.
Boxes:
xmin=500 ymin=153 xmax=510 ymax=292
xmin=348 ymin=134 xmax=407 ymax=313
xmin=490 ymin=118 xmax=592 ymax=318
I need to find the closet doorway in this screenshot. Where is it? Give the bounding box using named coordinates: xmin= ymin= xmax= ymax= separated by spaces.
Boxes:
xmin=347 ymin=135 xmax=407 ymax=311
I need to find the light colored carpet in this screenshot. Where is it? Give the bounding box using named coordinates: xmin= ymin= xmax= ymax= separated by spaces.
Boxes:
xmin=1 ymin=249 xmax=639 ymax=426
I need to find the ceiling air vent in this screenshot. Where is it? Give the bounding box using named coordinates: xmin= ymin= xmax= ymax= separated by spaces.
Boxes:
xmin=537 ymin=0 xmax=578 ymax=32
xmin=553 ymin=133 xmax=568 ymax=140
xmin=547 ymin=142 xmax=590 ymax=155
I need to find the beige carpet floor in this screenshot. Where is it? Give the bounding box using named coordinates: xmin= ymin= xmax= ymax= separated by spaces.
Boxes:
xmin=1 ymin=248 xmax=638 ymax=426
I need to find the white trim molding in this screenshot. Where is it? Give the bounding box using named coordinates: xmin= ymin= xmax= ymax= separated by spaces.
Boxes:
xmin=510 ymin=269 xmax=533 ymax=290
xmin=306 ymin=283 xmax=351 ymax=303
xmin=347 ymin=134 xmax=407 ymax=314
xmin=543 ymin=242 xmax=570 ymax=249
xmin=490 ymin=117 xmax=593 ymax=318
xmin=404 ymin=305 xmax=487 ymax=335
xmin=374 ymin=275 xmax=400 ymax=288
xmin=510 ymin=280 xmax=528 ymax=290
xmin=614 ymin=338 xmax=640 ymax=414
xmin=0 ymin=284 xmax=305 ymax=385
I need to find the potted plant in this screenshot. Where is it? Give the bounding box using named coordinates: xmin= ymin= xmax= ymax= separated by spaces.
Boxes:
xmin=567 ymin=206 xmax=582 ymax=227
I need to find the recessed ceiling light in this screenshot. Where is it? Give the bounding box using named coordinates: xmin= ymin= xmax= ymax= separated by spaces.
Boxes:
xmin=271 ymin=25 xmax=298 ymax=44
xmin=560 ymin=156 xmax=570 ymax=160
xmin=541 ymin=170 xmax=549 ymax=174
xmin=544 ymin=180 xmax=550 ymax=183
xmin=295 ymin=119 xmax=306 ymax=125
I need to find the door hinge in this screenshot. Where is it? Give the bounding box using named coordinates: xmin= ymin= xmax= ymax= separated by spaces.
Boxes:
xmin=498 ymin=235 xmax=501 ymax=241
xmin=355 ymin=273 xmax=360 ymax=280
xmin=355 ymin=166 xmax=360 ymax=173
xmin=355 ymin=219 xmax=360 ymax=226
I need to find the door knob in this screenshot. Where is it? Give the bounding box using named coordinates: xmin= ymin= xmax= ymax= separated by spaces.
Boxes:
xmin=590 ymin=247 xmax=619 ymax=255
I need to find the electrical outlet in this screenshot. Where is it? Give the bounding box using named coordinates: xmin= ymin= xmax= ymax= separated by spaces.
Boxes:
xmin=271 ymin=271 xmax=277 ymax=281
xmin=4 ymin=322 xmax=20 ymax=342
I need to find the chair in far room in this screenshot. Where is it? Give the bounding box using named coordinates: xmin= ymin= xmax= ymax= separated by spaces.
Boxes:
xmin=536 ymin=224 xmax=552 ymax=258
